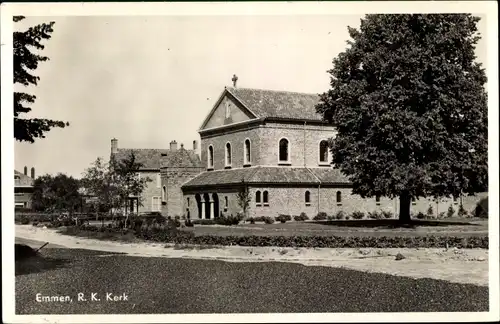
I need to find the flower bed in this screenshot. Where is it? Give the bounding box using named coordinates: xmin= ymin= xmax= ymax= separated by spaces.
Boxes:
xmin=60 ymin=224 xmax=488 ymax=249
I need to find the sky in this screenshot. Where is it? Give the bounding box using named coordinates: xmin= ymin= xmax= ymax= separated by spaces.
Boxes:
xmin=13 ymin=14 xmax=487 ymax=179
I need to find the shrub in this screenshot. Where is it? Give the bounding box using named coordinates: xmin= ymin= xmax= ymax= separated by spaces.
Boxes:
xmin=438 ymin=212 xmax=446 ymax=219
xmin=184 ymin=219 xmax=194 ymax=227
xmin=327 ymin=215 xmax=335 ymax=221
xmin=263 ymin=216 xmax=275 ymax=224
xmin=368 ymin=211 xmax=383 ymax=220
xmin=475 ymin=197 xmax=488 ymax=218
xmin=62 ymin=225 xmax=488 ymax=249
xmin=313 ymin=212 xmax=328 ymax=221
xmin=247 ymin=217 xmax=256 ymax=224
xmin=447 ymin=206 xmax=455 ymax=218
xmin=426 ymin=205 xmax=434 ymax=217
xmin=416 ymin=212 xmax=425 ymax=219
xmin=345 ymin=216 xmax=351 ymax=220
xmin=335 ymin=211 xmax=346 ymax=220
xmin=276 ymin=215 xmax=290 ymax=223
xmin=276 ymin=214 xmax=292 ymax=223
xmin=351 ymin=211 xmax=365 ymax=220
xmin=294 ymin=212 xmax=309 ymax=222
xmin=381 ymin=210 xmax=393 ymax=219
xmin=457 ymin=204 xmax=468 ymax=218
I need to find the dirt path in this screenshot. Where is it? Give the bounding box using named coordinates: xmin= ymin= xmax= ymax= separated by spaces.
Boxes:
xmin=15 ymin=225 xmax=489 ymax=286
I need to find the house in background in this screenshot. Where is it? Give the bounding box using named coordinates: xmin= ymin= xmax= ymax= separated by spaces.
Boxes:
xmin=110 ymin=138 xmax=203 ymax=215
xmin=14 ymin=166 xmax=35 ymax=209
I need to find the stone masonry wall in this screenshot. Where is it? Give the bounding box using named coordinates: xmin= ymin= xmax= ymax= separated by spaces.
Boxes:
xmin=259 ymin=123 xmax=336 ymax=167
xmin=201 ymin=127 xmax=261 ymax=170
xmin=162 ymin=167 xmax=204 ymax=217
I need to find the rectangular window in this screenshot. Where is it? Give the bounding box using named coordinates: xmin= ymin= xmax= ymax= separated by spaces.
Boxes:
xmin=152 ymin=197 xmax=161 ymax=211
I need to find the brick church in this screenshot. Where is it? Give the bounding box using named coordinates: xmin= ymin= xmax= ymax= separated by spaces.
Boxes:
xmin=111 ymin=80 xmax=486 ymax=219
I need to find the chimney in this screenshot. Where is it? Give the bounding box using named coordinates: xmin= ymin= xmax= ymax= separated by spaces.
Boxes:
xmin=111 ymin=138 xmax=118 ymax=154
xmin=170 ymin=140 xmax=177 ymax=151
xmin=30 ymin=167 xmax=35 ymax=179
xmin=193 ymin=140 xmax=198 ymax=150
xmin=24 ymin=166 xmax=28 ymax=175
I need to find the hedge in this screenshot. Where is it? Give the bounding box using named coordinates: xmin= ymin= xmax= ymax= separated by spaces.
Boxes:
xmin=61 ymin=225 xmax=488 ymax=249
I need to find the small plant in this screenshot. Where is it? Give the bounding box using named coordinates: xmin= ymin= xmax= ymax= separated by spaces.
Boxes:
xmin=335 ymin=210 xmax=346 ymax=220
xmin=351 ymin=211 xmax=365 ymax=220
xmin=438 ymin=212 xmax=446 ymax=219
xmin=276 ymin=215 xmax=288 ymax=223
xmin=263 ymin=216 xmax=275 ymax=224
xmin=313 ymin=212 xmax=328 ymax=221
xmin=345 ymin=216 xmax=351 ymax=220
xmin=247 ymin=217 xmax=256 ymax=224
xmin=447 ymin=205 xmax=455 ymax=218
xmin=457 ymin=204 xmax=468 ymax=218
xmin=426 ymin=205 xmax=434 ymax=217
xmin=381 ymin=210 xmax=393 ymax=219
xmin=416 ymin=212 xmax=425 ymax=219
xmin=368 ymin=211 xmax=382 ymax=220
xmin=294 ymin=212 xmax=309 ymax=222
xmin=327 ymin=215 xmax=335 ymax=221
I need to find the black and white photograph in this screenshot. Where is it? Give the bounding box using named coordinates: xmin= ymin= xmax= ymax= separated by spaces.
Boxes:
xmin=1 ymin=1 xmax=498 ymax=323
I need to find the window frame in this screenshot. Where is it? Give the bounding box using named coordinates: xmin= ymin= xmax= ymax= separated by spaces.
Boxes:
xmin=225 ymin=142 xmax=232 ymax=169
xmin=244 ymin=138 xmax=252 ymax=166
xmin=305 ymin=190 xmax=311 ymax=206
xmin=207 ymin=144 xmax=214 ymax=170
xmin=255 ymin=190 xmax=262 ymax=207
xmin=318 ymin=140 xmax=330 ymax=166
xmin=336 ymin=191 xmax=342 ymax=206
xmin=278 ymin=137 xmax=291 ymax=165
xmin=263 ymin=190 xmax=269 ymax=206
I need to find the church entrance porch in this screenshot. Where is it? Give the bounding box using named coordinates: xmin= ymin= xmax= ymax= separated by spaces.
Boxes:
xmin=194 ymin=192 xmax=220 ymax=219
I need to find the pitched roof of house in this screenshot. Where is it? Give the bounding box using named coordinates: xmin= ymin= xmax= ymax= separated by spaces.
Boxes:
xmin=225 ymin=87 xmax=322 ymax=121
xmin=14 ymin=170 xmax=34 ymax=186
xmin=182 ymin=166 xmax=350 ymax=188
xmin=113 ymin=148 xmax=202 ymax=170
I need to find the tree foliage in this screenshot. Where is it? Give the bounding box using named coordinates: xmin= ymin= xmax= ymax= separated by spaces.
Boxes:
xmin=236 ymin=179 xmax=251 ymax=218
xmin=81 ymin=152 xmax=151 ymax=218
xmin=14 ymin=16 xmax=69 ymax=143
xmin=316 ymin=14 xmax=488 ymax=222
xmin=32 ymin=173 xmax=81 ymax=213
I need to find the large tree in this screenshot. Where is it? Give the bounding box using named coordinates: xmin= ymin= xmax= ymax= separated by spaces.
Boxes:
xmin=14 ymin=16 xmax=69 ymax=143
xmin=316 ymin=14 xmax=488 ymax=223
xmin=32 ymin=173 xmax=81 ymax=213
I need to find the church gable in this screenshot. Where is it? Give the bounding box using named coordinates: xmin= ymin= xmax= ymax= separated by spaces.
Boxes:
xmin=201 ymin=91 xmax=256 ymax=130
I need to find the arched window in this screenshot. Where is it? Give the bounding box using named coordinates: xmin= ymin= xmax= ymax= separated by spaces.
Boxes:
xmin=305 ymin=191 xmax=311 ymax=205
xmin=162 ymin=186 xmax=166 ymax=201
xmin=336 ymin=191 xmax=342 ymax=204
xmin=375 ymin=195 xmax=380 ymax=205
xmin=208 ymin=145 xmax=214 ymax=169
xmin=256 ymin=191 xmax=262 ymax=206
xmin=225 ymin=142 xmax=232 ymax=167
xmin=279 ymin=138 xmax=289 ymax=162
xmin=319 ymin=140 xmax=329 ymax=164
xmin=263 ymin=191 xmax=269 ymax=206
xmin=244 ymin=139 xmax=251 ymax=165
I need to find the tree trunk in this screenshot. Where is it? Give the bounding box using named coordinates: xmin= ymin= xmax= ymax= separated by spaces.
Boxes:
xmin=399 ymin=192 xmax=412 ymax=224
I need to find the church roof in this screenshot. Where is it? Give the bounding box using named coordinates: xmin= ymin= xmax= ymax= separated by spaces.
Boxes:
xmin=113 ymin=148 xmax=202 ymax=170
xmin=181 ymin=166 xmax=350 ymax=189
xmin=14 ymin=170 xmax=34 ymax=186
xmin=225 ymin=87 xmax=322 ymax=121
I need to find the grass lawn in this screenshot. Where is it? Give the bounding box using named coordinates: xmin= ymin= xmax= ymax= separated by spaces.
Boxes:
xmin=15 ymin=247 xmax=488 ymax=314
xmin=183 ymin=218 xmax=488 ymax=238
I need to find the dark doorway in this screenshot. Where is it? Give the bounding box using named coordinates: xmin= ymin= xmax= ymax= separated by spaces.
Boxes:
xmin=195 ymin=194 xmax=202 ymax=219
xmin=203 ymin=193 xmax=211 ymax=219
xmin=212 ymin=193 xmax=219 ymax=218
